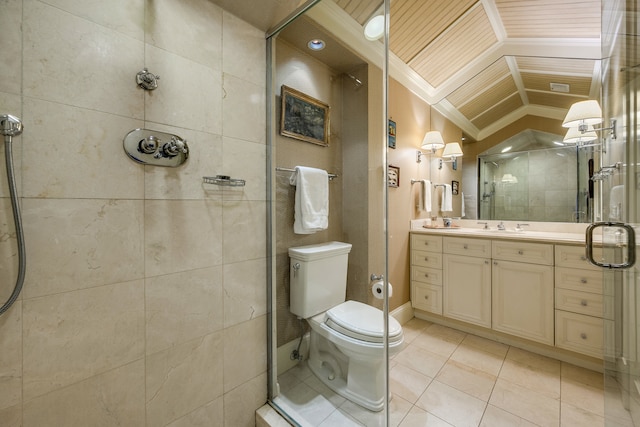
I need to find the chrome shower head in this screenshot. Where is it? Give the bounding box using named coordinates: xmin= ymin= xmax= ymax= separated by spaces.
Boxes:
xmin=0 ymin=114 xmax=23 ymax=138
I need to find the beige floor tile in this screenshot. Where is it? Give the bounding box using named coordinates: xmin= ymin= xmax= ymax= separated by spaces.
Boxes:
xmin=436 ymin=360 xmax=496 ymax=401
xmin=449 ymin=342 xmax=505 ymax=377
xmin=489 ymin=378 xmax=560 ymax=427
xmin=398 ymin=405 xmax=453 ymax=426
xmin=340 ymin=393 xmax=413 ymax=427
xmin=401 ymin=318 xmax=433 ymax=344
xmin=479 ymin=405 xmax=537 ymax=427
xmin=461 ymin=334 xmax=509 ymax=358
xmin=412 ymin=331 xmax=462 ymax=359
xmin=394 ymin=345 xmax=448 ymax=378
xmin=416 ymin=380 xmax=486 ymax=427
xmin=505 ymin=347 xmax=561 ymax=375
xmin=499 ymin=358 xmax=560 ymax=399
xmin=390 ymin=364 xmax=433 ymax=404
xmin=561 ymin=363 xmax=603 ymax=389
xmin=560 ymin=402 xmax=604 ymax=427
xmin=425 ymin=324 xmax=467 ymax=342
xmin=561 ymin=377 xmax=604 ymax=417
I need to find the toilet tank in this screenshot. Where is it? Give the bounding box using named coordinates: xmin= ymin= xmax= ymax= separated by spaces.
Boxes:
xmin=289 ymin=241 xmax=352 ymax=319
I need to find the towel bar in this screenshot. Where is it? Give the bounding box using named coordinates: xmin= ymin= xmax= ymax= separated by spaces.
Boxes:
xmin=276 ymin=167 xmax=338 ymax=180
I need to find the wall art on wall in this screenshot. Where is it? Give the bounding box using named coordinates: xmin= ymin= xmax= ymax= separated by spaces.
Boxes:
xmin=388 ymin=119 xmax=396 ymax=149
xmin=452 ymin=180 xmax=459 ymax=195
xmin=388 ymin=165 xmax=400 ymax=187
xmin=280 ymin=85 xmax=330 ymax=146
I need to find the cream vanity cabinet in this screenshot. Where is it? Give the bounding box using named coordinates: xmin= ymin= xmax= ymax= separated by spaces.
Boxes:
xmin=410 ymin=234 xmax=443 ymax=314
xmin=442 ymin=237 xmax=491 ymax=327
xmin=554 ymin=245 xmax=606 ymax=358
xmin=491 ymin=240 xmax=555 ymax=345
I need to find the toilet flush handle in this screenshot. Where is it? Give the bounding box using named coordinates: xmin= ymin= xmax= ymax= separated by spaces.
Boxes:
xmin=292 ymin=263 xmax=300 ymax=278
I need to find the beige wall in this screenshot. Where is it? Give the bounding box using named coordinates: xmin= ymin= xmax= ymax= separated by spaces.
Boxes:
xmin=387 ymin=79 xmax=463 ymax=310
xmin=0 ymin=1 xmax=267 ymax=425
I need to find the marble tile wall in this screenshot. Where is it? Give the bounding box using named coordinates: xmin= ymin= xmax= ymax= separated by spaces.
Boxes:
xmin=0 ymin=0 xmax=267 ymax=425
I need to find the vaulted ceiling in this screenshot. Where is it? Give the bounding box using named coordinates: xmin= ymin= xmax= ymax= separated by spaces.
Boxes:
xmin=334 ymin=0 xmax=602 ymax=140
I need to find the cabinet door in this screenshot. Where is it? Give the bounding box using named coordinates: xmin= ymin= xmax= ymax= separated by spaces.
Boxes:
xmin=492 ymin=260 xmax=554 ymax=345
xmin=443 ymin=254 xmax=491 ymax=327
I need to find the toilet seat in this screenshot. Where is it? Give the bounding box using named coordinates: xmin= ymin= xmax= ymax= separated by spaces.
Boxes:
xmin=325 ymin=300 xmax=403 ymax=344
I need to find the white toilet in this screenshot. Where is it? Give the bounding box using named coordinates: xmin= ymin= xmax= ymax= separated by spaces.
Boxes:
xmin=289 ymin=241 xmax=404 ymax=411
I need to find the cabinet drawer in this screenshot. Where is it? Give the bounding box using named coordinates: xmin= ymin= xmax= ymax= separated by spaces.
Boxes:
xmin=555 ymin=310 xmax=603 ymax=359
xmin=411 ymin=265 xmax=442 ymax=286
xmin=555 ymin=288 xmax=603 ymax=317
xmin=412 ymin=282 xmax=442 ymax=314
xmin=555 ymin=267 xmax=603 ymax=294
xmin=555 ymin=245 xmax=602 ymax=270
xmin=492 ymin=240 xmax=553 ymax=265
xmin=443 ymin=237 xmax=491 ymax=257
xmin=411 ymin=250 xmax=443 ymax=269
xmin=411 ymin=233 xmax=442 ymax=252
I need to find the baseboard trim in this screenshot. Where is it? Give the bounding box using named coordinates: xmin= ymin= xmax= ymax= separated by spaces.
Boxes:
xmin=391 ymin=301 xmax=414 ymax=325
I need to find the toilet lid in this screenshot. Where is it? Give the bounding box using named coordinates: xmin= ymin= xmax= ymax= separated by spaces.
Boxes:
xmin=325 ymin=300 xmax=403 ymax=344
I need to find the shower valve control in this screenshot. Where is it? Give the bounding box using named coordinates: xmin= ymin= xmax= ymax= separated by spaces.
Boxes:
xmin=124 ymin=128 xmax=189 ymax=167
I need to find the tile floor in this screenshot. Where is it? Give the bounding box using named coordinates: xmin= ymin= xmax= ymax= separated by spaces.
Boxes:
xmin=274 ymin=317 xmax=631 ymax=427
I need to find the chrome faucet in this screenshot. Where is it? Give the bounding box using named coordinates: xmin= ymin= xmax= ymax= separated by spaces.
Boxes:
xmin=497 ymin=221 xmax=506 ymax=231
xmin=477 ymin=221 xmax=489 ymax=230
xmin=516 ymin=223 xmax=529 ymax=232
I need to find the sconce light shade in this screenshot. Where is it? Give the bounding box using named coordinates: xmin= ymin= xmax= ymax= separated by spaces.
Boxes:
xmin=563 ymin=125 xmax=598 ymax=144
xmin=562 ymin=100 xmax=603 ymax=128
xmin=501 ymin=173 xmax=518 ymax=184
xmin=421 ymin=131 xmax=445 ymax=152
xmin=442 ymin=142 xmax=463 ymax=158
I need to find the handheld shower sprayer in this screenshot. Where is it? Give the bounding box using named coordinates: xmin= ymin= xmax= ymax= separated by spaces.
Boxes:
xmin=0 ymin=114 xmax=25 ymax=316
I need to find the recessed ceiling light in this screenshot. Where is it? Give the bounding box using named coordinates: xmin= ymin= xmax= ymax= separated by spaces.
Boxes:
xmin=364 ymin=15 xmax=384 ymax=41
xmin=501 ymin=146 xmax=512 ymax=153
xmin=550 ymin=82 xmax=570 ymax=93
xmin=307 ymin=39 xmax=325 ymax=51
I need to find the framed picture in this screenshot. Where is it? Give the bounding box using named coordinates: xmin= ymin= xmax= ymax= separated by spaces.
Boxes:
xmin=280 ymin=85 xmax=330 ymax=146
xmin=388 ymin=119 xmax=396 ymax=149
xmin=388 ymin=165 xmax=400 ymax=188
xmin=452 ymin=180 xmax=459 ymax=195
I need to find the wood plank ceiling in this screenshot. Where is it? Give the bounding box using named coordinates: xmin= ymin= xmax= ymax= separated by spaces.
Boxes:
xmin=333 ymin=0 xmax=602 ymax=140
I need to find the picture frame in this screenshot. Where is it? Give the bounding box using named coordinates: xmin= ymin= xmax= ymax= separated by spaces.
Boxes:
xmin=388 ymin=119 xmax=396 ymax=149
xmin=388 ymin=165 xmax=400 ymax=188
xmin=280 ymin=85 xmax=330 ymax=147
xmin=452 ymin=180 xmax=459 ymax=195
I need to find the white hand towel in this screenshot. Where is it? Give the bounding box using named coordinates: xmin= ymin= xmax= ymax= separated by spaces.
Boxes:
xmin=441 ymin=184 xmax=453 ymax=212
xmin=290 ymin=166 xmax=329 ymax=234
xmin=420 ymin=179 xmax=432 ymax=213
xmin=461 ymin=192 xmax=465 ymax=217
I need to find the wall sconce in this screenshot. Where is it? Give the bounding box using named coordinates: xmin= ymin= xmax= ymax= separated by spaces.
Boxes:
xmin=439 ymin=142 xmax=463 ymax=170
xmin=416 ymin=131 xmax=445 ymax=163
xmin=562 ymin=99 xmax=617 ymax=140
xmin=501 ymin=173 xmax=518 ymax=184
xmin=563 ymin=125 xmax=598 ymax=145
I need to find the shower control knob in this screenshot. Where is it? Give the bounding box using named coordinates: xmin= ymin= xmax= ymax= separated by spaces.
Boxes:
xmin=139 ymin=136 xmax=159 ymax=154
xmin=162 ymin=137 xmax=189 ymax=157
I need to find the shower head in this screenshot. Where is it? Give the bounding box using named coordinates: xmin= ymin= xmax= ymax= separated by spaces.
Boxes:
xmin=346 ymin=73 xmax=363 ymax=89
xmin=0 ymin=114 xmax=23 ymax=137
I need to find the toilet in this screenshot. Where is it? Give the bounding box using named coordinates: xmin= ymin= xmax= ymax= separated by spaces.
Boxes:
xmin=289 ymin=241 xmax=404 ymax=411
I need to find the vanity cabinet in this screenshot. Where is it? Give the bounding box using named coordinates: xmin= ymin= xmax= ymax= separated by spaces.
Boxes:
xmin=554 ymin=245 xmax=605 ymax=358
xmin=410 ymin=234 xmax=443 ymax=314
xmin=443 ymin=237 xmax=491 ymax=327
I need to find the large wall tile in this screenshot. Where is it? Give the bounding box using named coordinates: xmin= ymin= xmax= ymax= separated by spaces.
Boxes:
xmin=166 ymin=397 xmax=223 ymax=427
xmin=0 ymin=198 xmax=20 ymax=303
xmin=22 ymin=199 xmax=144 ymax=298
xmin=23 ymin=0 xmax=144 ymax=118
xmin=146 ymin=0 xmax=222 ymax=70
xmin=222 ymin=74 xmax=266 ymax=144
xmin=223 ymin=372 xmax=267 ymax=427
xmin=144 ymin=199 xmax=223 ymax=276
xmin=22 ymin=98 xmax=144 ymax=199
xmin=143 ymin=125 xmax=223 ymax=200
xmin=0 ymin=404 xmax=21 ymax=427
xmin=0 ymin=0 xmax=21 ymax=95
xmin=146 ymin=266 xmax=224 ymax=355
xmin=222 ymin=200 xmax=266 ymax=264
xmin=146 ymin=332 xmax=224 ymax=427
xmin=0 ymin=303 xmax=21 ymax=411
xmin=223 ymin=258 xmax=267 ymax=328
xmin=144 ymin=45 xmax=222 ymax=134
xmin=22 ymin=280 xmax=145 ymax=400
xmin=222 ymin=137 xmax=266 ymax=201
xmin=23 ymin=360 xmax=145 ymax=427
xmin=222 ymin=11 xmax=266 ymax=87
xmin=223 ymin=315 xmax=267 ymax=392
xmin=0 ymin=92 xmax=23 ymax=199
xmin=39 ymin=0 xmax=144 ymax=40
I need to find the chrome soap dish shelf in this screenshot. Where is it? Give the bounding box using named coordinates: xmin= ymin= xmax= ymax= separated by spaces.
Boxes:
xmin=203 ymin=175 xmax=246 ymax=187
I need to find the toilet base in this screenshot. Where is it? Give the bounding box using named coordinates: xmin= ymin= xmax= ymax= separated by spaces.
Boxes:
xmin=307 ymin=330 xmax=387 ymax=411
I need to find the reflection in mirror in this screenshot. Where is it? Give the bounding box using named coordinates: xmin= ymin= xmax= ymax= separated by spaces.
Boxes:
xmin=477 ymin=129 xmax=597 ymax=223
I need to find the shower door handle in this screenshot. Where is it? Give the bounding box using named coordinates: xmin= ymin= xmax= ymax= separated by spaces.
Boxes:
xmin=586 ymin=222 xmax=636 ymax=269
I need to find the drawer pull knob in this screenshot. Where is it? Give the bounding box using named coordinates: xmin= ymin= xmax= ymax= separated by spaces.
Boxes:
xmin=485 ymin=260 xmax=489 ymax=265
xmin=424 ymin=257 xmax=429 ymax=261
xmin=580 ymin=278 xmax=587 ymax=284
xmin=464 ymin=244 xmax=468 ymax=249
xmin=580 ymin=333 xmax=587 ymax=340
xmin=580 ymin=256 xmax=587 ymax=261
xmin=424 ymin=242 xmax=429 ymax=246
xmin=424 ymin=295 xmax=429 ymax=300
xmin=518 ymin=250 xmax=524 ymax=255
xmin=580 ymin=300 xmax=588 ymax=306
xmin=424 ymin=274 xmax=429 ymax=278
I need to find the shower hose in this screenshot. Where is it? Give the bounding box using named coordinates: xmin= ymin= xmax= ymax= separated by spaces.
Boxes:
xmin=0 ymin=117 xmax=26 ymax=316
